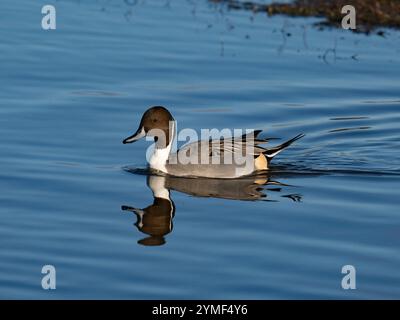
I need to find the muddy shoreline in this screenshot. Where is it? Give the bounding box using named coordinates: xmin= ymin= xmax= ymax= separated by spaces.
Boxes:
xmin=210 ymin=0 xmax=400 ymax=33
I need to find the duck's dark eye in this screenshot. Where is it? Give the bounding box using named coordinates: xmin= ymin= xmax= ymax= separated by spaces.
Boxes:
xmin=154 ymin=136 xmax=159 ymax=142
xmin=152 ymin=118 xmax=157 ymax=123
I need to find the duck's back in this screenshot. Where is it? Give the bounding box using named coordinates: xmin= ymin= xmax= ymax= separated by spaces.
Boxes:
xmin=166 ymin=136 xmax=262 ymax=178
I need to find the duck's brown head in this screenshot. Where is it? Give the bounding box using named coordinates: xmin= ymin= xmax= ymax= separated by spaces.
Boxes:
xmin=123 ymin=106 xmax=174 ymax=148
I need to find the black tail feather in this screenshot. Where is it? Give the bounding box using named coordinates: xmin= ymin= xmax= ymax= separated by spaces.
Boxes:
xmin=264 ymin=133 xmax=305 ymax=158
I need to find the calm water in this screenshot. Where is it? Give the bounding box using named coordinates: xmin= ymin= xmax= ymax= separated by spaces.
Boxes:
xmin=1 ymin=0 xmax=400 ymax=299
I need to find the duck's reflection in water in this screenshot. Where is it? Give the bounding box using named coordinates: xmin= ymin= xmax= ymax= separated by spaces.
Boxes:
xmin=122 ymin=173 xmax=301 ymax=246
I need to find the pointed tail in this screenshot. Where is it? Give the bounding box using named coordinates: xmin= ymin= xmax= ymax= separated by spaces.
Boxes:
xmin=264 ymin=133 xmax=305 ymax=159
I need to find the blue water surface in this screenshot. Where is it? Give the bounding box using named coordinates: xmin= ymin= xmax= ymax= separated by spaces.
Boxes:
xmin=0 ymin=0 xmax=400 ymax=299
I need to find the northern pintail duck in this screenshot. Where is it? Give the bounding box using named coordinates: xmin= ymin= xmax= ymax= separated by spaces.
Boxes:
xmin=123 ymin=106 xmax=304 ymax=178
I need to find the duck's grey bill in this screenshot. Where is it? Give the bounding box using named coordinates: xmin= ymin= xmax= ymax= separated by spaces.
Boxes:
xmin=123 ymin=127 xmax=145 ymax=144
